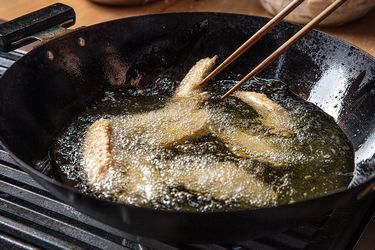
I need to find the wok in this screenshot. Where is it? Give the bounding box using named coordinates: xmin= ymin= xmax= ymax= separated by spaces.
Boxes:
xmin=0 ymin=3 xmax=374 ymax=243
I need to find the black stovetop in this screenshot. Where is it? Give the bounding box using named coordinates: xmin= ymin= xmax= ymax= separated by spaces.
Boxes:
xmin=0 ymin=51 xmax=374 ymax=250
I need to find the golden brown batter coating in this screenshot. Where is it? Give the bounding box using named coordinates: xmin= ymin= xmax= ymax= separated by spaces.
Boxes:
xmin=82 ymin=118 xmax=112 ymax=183
xmin=234 ymin=91 xmax=294 ymax=137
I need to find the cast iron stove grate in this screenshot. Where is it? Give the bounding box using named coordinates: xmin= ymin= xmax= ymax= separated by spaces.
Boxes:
xmin=0 ymin=51 xmax=373 ymax=250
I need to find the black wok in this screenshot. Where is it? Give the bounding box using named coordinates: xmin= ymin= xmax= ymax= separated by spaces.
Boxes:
xmin=0 ymin=3 xmax=374 ymax=243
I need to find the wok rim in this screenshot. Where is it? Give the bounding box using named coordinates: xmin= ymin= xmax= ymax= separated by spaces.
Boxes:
xmin=0 ymin=11 xmax=374 ymax=216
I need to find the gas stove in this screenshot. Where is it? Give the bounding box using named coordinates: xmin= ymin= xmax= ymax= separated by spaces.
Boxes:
xmin=0 ymin=51 xmax=373 ymax=250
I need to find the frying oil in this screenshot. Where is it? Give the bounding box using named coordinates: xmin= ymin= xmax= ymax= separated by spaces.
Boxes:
xmin=52 ymin=78 xmax=354 ymax=211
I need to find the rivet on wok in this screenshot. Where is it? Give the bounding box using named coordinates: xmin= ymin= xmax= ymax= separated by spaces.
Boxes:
xmin=46 ymin=51 xmax=54 ymax=61
xmin=78 ymin=37 xmax=86 ymax=47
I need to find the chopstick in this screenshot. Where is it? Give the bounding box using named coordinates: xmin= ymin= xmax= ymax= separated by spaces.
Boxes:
xmin=221 ymin=0 xmax=348 ymax=99
xmin=199 ymin=0 xmax=305 ymax=88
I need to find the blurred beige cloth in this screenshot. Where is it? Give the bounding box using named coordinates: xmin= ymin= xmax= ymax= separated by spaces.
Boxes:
xmin=259 ymin=0 xmax=375 ymax=26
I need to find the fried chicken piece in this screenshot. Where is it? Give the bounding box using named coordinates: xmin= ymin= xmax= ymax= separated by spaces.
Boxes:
xmin=83 ymin=119 xmax=165 ymax=204
xmin=210 ymin=124 xmax=290 ymax=167
xmin=233 ymin=91 xmax=294 ymax=137
xmin=110 ymin=56 xmax=218 ymax=148
xmin=115 ymin=100 xmax=211 ymax=148
xmin=174 ymin=56 xmax=217 ymax=98
xmin=165 ymin=160 xmax=277 ymax=207
xmin=114 ymin=158 xmax=166 ymax=206
xmin=82 ymin=118 xmax=112 ymax=183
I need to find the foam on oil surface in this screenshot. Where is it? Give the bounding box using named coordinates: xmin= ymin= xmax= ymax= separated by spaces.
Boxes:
xmin=52 ymin=78 xmax=354 ymax=211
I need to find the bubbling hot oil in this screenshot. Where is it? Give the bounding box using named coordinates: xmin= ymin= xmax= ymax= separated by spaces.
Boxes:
xmin=52 ymin=78 xmax=354 ymax=211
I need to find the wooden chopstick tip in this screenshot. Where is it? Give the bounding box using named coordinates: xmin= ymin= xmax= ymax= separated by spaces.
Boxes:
xmin=198 ymin=76 xmax=210 ymax=88
xmin=221 ymin=84 xmax=239 ymax=99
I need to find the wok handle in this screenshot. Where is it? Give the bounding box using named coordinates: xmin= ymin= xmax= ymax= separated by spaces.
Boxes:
xmin=0 ymin=3 xmax=75 ymax=52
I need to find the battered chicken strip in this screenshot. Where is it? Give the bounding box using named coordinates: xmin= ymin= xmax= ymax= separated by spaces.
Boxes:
xmin=115 ymin=99 xmax=211 ymax=148
xmin=210 ymin=125 xmax=291 ymax=167
xmin=111 ymin=56 xmax=218 ymax=148
xmin=82 ymin=118 xmax=112 ymax=183
xmin=165 ymin=160 xmax=277 ymax=207
xmin=233 ymin=91 xmax=294 ymax=137
xmin=174 ymin=56 xmax=217 ymax=98
xmin=114 ymin=158 xmax=166 ymax=206
xmin=83 ymin=119 xmax=165 ymax=204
